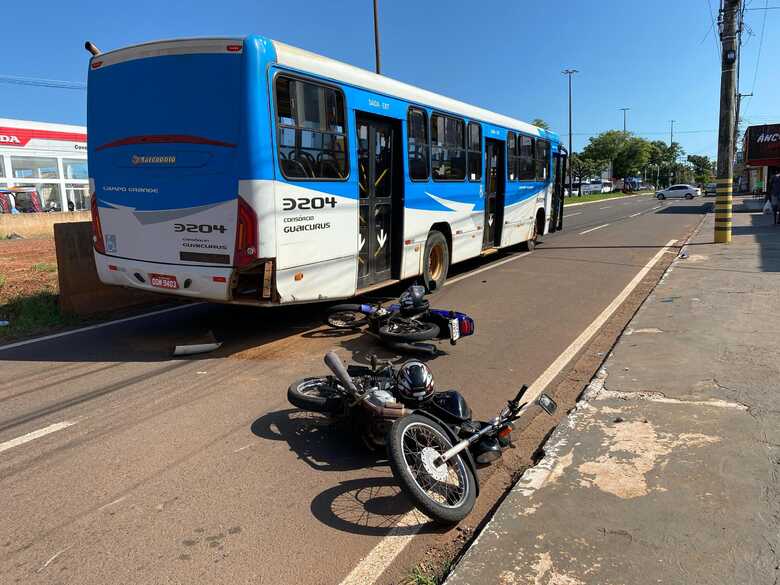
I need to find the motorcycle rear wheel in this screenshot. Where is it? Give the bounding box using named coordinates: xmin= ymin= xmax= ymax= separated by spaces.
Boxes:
xmin=387 ymin=414 xmax=476 ymax=524
xmin=378 ymin=319 xmax=439 ymax=342
xmin=325 ymin=305 xmax=369 ymax=329
xmin=287 ymin=376 xmax=345 ymax=414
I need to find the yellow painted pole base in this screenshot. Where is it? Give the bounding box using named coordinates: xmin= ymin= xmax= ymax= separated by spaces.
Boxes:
xmin=714 ymin=178 xmax=733 ymax=244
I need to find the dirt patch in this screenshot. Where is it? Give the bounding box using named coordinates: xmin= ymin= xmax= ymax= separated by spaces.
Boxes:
xmin=0 ymin=237 xmax=59 ymax=306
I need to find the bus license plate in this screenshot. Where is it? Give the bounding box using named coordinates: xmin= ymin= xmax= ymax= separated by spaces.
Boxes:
xmin=449 ymin=318 xmax=461 ymax=341
xmin=150 ymin=274 xmax=179 ymax=290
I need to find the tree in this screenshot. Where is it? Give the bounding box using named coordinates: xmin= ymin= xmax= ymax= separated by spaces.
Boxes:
xmin=581 ymin=130 xmax=626 ymax=166
xmin=531 ymin=118 xmax=550 ymax=130
xmin=687 ymin=155 xmax=716 ymax=184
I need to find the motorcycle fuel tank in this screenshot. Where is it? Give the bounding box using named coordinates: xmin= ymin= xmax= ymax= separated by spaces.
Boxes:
xmin=431 ymin=390 xmax=472 ymax=422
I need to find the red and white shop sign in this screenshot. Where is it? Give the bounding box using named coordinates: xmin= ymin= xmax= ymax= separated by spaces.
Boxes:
xmin=0 ymin=126 xmax=87 ymax=148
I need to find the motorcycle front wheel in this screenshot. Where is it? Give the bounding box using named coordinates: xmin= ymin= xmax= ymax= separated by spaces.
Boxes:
xmin=378 ymin=319 xmax=440 ymax=342
xmin=325 ymin=304 xmax=370 ymax=329
xmin=387 ymin=414 xmax=476 ymax=524
xmin=287 ymin=376 xmax=345 ymax=414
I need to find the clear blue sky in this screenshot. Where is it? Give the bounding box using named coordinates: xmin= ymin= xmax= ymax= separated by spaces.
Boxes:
xmin=2 ymin=0 xmax=777 ymax=158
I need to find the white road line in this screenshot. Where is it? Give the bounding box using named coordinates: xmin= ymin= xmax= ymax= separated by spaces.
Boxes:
xmin=579 ymin=224 xmax=610 ymax=235
xmin=444 ymin=252 xmax=531 ymax=286
xmin=599 ymin=206 xmax=610 ymax=209
xmin=563 ymin=211 xmax=582 ymax=218
xmin=0 ymin=303 xmax=202 ymax=352
xmin=340 ymin=239 xmax=678 ymax=585
xmin=651 ymin=205 xmax=663 ymax=211
xmin=564 ymin=193 xmax=645 ymax=208
xmin=0 ymin=421 xmax=76 ymax=454
xmin=629 ymin=212 xmax=642 ymax=218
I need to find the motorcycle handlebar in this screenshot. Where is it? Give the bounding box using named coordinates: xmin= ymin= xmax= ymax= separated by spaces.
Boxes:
xmin=324 ymin=351 xmax=359 ymax=395
xmin=510 ymin=385 xmax=529 ymax=409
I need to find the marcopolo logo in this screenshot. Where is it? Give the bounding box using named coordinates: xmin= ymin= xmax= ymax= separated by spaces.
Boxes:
xmin=0 ymin=135 xmax=21 ymax=145
xmin=131 ymin=154 xmax=177 ymax=165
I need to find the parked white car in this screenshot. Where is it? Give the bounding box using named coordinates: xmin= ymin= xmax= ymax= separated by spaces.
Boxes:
xmin=656 ymin=184 xmax=701 ymax=200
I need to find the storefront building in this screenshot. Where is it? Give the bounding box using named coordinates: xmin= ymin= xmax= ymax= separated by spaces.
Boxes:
xmin=743 ymin=123 xmax=780 ymax=194
xmin=0 ymin=117 xmax=88 ymax=212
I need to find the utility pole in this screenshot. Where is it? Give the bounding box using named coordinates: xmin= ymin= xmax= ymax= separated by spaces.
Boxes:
xmin=562 ymin=69 xmax=578 ymax=196
xmin=372 ymin=0 xmax=381 ymax=74
xmin=620 ymin=108 xmax=630 ymax=133
xmin=715 ymin=0 xmax=741 ymax=244
xmin=669 ymin=120 xmax=676 ymax=187
xmin=669 ymin=119 xmax=675 ymax=148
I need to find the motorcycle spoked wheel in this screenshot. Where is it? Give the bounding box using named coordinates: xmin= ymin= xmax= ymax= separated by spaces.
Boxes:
xmin=378 ymin=318 xmax=440 ymax=342
xmin=325 ymin=305 xmax=370 ymax=329
xmin=387 ymin=414 xmax=476 ymax=524
xmin=287 ymin=376 xmax=346 ymax=414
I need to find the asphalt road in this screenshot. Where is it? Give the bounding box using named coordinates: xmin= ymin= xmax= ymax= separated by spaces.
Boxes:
xmin=0 ymin=194 xmax=706 ymax=585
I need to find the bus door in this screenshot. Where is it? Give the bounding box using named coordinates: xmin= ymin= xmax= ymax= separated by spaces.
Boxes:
xmin=550 ymin=150 xmax=566 ymax=233
xmin=356 ymin=113 xmax=399 ymax=288
xmin=483 ymin=138 xmax=505 ymax=249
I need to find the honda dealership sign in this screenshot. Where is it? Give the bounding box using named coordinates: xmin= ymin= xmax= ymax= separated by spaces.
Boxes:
xmin=746 ymin=124 xmax=780 ymax=166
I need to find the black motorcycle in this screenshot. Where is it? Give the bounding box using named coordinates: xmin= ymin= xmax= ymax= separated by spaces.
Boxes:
xmin=324 ymin=285 xmax=475 ymax=351
xmin=289 ymin=352 xmax=557 ymax=524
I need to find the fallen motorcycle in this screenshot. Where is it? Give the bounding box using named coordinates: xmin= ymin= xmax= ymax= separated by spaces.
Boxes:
xmin=385 ymin=385 xmax=557 ymax=525
xmin=324 ymin=285 xmax=475 ymax=351
xmin=288 ymin=352 xmax=557 ymax=524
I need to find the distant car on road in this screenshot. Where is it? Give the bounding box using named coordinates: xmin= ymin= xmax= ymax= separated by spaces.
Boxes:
xmin=656 ymin=184 xmax=701 ymax=200
xmin=704 ymin=182 xmax=717 ymax=196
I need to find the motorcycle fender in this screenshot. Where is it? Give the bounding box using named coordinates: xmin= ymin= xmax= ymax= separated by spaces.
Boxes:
xmin=408 ymin=409 xmax=480 ymax=496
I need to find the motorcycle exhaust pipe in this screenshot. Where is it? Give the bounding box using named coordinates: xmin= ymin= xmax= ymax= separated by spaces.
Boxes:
xmin=324 ymin=351 xmax=359 ymax=396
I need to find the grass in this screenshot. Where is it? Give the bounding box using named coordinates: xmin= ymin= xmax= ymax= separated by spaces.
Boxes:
xmin=401 ymin=561 xmax=453 ymax=585
xmin=0 ymin=274 xmax=5 ymax=289
xmin=31 ymin=262 xmax=57 ymax=273
xmin=0 ymin=291 xmax=77 ymax=339
xmin=564 ymin=190 xmax=653 ymax=205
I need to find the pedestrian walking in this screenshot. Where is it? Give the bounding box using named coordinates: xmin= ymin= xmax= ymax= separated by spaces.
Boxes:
xmin=770 ymin=171 xmax=780 ymax=225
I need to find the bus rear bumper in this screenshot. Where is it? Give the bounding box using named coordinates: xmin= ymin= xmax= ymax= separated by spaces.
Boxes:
xmin=94 ymin=252 xmax=233 ymax=301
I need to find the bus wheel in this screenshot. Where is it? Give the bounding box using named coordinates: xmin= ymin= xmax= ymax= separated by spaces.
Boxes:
xmin=523 ymin=216 xmax=539 ymax=252
xmin=423 ymin=231 xmax=449 ymax=292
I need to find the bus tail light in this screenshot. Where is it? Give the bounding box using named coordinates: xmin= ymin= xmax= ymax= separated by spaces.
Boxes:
xmin=91 ymin=194 xmax=105 ymax=254
xmin=235 ymin=196 xmax=258 ymax=267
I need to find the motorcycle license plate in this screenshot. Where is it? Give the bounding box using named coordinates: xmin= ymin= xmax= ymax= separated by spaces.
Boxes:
xmin=449 ymin=318 xmax=461 ymax=341
xmin=149 ymin=274 xmax=179 ymax=290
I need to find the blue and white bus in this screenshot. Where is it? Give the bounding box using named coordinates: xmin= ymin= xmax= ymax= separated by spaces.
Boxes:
xmin=87 ymin=36 xmax=566 ymax=305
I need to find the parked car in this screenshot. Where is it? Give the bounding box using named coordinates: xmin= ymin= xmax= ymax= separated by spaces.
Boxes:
xmin=704 ymin=183 xmax=717 ymax=196
xmin=656 ymin=184 xmax=701 ymax=200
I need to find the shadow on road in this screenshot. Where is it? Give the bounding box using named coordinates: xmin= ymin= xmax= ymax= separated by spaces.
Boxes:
xmin=250 ymin=408 xmax=383 ymax=473
xmin=310 ymin=476 xmax=438 ymax=536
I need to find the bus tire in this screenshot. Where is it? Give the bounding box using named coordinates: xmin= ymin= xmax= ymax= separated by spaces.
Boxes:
xmin=422 ymin=231 xmax=449 ymax=292
xmin=522 ymin=216 xmax=539 ymax=252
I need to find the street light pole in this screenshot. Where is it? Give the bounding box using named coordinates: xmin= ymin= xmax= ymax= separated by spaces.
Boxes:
xmin=562 ymin=69 xmax=578 ymax=196
xmin=372 ymin=0 xmax=381 ymax=75
xmin=620 ymin=107 xmax=630 ymax=133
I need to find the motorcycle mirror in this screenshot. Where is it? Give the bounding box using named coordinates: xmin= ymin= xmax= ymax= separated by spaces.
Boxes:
xmin=428 ymin=280 xmax=437 ymax=291
xmin=537 ymin=393 xmax=557 ymax=415
xmin=370 ymin=354 xmax=377 ymax=371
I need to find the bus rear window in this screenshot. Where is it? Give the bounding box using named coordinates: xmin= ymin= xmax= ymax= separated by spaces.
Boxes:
xmin=275 ymin=76 xmax=348 ymax=180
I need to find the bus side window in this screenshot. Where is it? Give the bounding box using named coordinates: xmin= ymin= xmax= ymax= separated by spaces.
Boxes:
xmin=275 ymin=75 xmax=348 ymax=181
xmin=507 ymin=132 xmax=517 ymax=181
xmin=467 ymin=122 xmax=482 ymax=182
xmin=535 ymin=139 xmax=550 ymax=181
xmin=431 ymin=113 xmax=466 ymax=181
xmin=518 ymin=135 xmax=535 ymax=181
xmin=407 ymin=108 xmax=429 ymax=181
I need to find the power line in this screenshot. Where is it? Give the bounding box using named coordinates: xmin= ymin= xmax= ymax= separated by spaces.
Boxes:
xmin=0 ymin=75 xmax=85 ymax=91
xmin=748 ymin=0 xmax=768 ymax=96
xmin=705 ymin=0 xmax=722 ymax=58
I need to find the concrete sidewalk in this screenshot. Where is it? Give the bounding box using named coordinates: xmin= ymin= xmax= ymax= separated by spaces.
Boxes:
xmin=446 ymin=209 xmax=780 ymax=585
